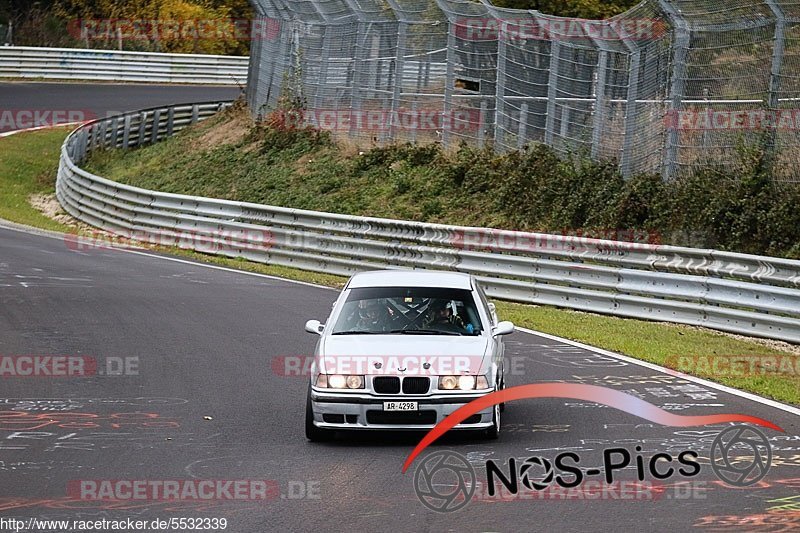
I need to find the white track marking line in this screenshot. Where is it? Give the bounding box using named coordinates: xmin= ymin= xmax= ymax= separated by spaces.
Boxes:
xmin=0 ymin=219 xmax=337 ymax=291
xmin=515 ymin=325 xmax=800 ymax=417
xmin=0 ymin=121 xmax=86 ymax=138
xmin=2 ymin=219 xmax=798 ymax=416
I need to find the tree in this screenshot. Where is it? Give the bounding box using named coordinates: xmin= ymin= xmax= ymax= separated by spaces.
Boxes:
xmin=491 ymin=0 xmax=639 ymax=19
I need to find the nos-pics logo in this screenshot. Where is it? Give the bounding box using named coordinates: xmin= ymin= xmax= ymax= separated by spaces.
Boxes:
xmin=413 ymin=424 xmax=772 ymax=512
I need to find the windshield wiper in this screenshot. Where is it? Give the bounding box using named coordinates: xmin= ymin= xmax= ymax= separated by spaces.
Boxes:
xmin=387 ymin=328 xmax=463 ymax=336
xmin=331 ymin=330 xmax=384 ymax=335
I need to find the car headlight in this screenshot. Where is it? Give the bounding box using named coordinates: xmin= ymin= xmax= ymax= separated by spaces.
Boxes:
xmin=438 ymin=375 xmax=491 ymax=390
xmin=458 ymin=375 xmax=476 ymax=390
xmin=315 ymin=374 xmax=364 ymax=389
xmin=345 ymin=375 xmax=364 ymax=389
xmin=439 ymin=375 xmax=458 ymax=390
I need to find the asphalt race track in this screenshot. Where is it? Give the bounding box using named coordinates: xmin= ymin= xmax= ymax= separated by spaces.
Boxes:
xmin=0 ymin=223 xmax=798 ymax=532
xmin=0 ymin=82 xmax=241 ymax=132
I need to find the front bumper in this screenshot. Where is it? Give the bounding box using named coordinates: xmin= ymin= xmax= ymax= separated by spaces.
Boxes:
xmin=309 ymin=388 xmax=495 ymax=430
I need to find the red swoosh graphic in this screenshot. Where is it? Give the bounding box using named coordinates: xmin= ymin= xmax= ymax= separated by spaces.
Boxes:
xmin=401 ymin=383 xmax=783 ymax=473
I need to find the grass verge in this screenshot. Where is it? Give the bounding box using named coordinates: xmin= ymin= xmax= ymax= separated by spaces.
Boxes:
xmin=2 ymin=126 xmax=798 ymax=405
xmin=0 ymin=127 xmax=74 ymax=231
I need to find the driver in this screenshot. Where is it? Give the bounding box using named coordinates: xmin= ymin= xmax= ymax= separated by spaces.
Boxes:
xmin=354 ymin=299 xmax=390 ymax=331
xmin=425 ymin=299 xmax=465 ymax=332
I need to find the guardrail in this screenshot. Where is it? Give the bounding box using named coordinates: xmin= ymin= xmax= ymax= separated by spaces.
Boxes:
xmin=0 ymin=46 xmax=247 ymax=84
xmin=56 ymin=102 xmax=800 ymax=344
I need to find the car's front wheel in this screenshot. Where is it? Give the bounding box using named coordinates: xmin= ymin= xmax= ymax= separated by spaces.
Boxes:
xmin=305 ymin=388 xmax=333 ymax=442
xmin=485 ymin=402 xmax=500 ymax=439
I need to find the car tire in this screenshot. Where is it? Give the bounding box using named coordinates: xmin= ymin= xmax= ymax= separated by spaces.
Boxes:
xmin=305 ymin=388 xmax=333 ymax=442
xmin=485 ymin=402 xmax=500 ymax=439
xmin=499 ymin=376 xmax=506 ymax=413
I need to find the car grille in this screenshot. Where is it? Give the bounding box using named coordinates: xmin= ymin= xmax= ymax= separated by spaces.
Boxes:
xmin=373 ymin=376 xmax=401 ymax=394
xmin=402 ymin=377 xmax=430 ymax=394
xmin=366 ymin=410 xmax=437 ymax=425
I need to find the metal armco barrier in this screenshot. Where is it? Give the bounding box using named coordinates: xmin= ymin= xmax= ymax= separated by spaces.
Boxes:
xmin=56 ymin=103 xmax=800 ymax=344
xmin=0 ymin=46 xmax=247 ymax=84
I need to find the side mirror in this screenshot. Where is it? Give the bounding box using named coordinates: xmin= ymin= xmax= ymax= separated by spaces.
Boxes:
xmin=304 ymin=319 xmax=324 ymax=335
xmin=491 ymin=321 xmax=514 ymax=337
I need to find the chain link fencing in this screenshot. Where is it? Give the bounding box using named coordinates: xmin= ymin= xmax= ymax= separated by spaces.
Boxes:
xmin=246 ymin=0 xmax=800 ymax=182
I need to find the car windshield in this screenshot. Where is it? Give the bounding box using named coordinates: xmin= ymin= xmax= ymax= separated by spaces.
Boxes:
xmin=331 ymin=286 xmax=484 ymax=336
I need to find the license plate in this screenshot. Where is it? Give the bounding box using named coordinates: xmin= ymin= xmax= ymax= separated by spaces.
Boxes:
xmin=383 ymin=401 xmax=418 ymax=411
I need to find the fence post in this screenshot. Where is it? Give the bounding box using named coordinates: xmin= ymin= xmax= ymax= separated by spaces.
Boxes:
xmin=410 ymin=100 xmax=418 ymax=144
xmin=478 ymin=100 xmax=487 ymax=147
xmin=518 ymin=102 xmax=528 ymax=150
xmin=659 ymin=0 xmax=690 ymax=180
xmin=494 ymin=17 xmax=508 ymax=149
xmin=544 ymin=39 xmax=560 ymax=146
xmin=315 ymin=28 xmax=334 ymax=110
xmin=389 ymin=21 xmax=408 ymax=143
xmin=765 ymin=0 xmax=786 ymax=167
xmin=591 ymin=50 xmax=608 ymax=159
xmin=442 ymin=22 xmax=457 ymax=148
xmin=349 ymin=22 xmax=369 ymax=139
xmin=620 ymin=50 xmax=640 ymax=177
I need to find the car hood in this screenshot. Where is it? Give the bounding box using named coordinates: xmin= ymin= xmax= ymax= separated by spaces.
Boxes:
xmin=317 ymin=335 xmax=491 ymax=375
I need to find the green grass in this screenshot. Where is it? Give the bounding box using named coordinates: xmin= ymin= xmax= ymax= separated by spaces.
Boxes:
xmin=0 ymin=127 xmax=74 ymax=231
xmin=3 ymin=124 xmax=799 ymax=405
xmin=497 ymin=302 xmax=799 ymax=404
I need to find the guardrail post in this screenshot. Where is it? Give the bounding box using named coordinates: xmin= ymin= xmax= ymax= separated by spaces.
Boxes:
xmin=166 ymin=107 xmax=175 ymax=137
xmin=79 ymin=127 xmax=89 ymax=162
xmin=191 ymin=104 xmax=199 ymax=125
xmin=110 ymin=117 xmax=119 ymax=148
xmin=122 ymin=115 xmax=131 ymax=148
xmin=137 ymin=112 xmax=148 ymax=147
xmin=151 ymin=109 xmax=162 ymax=143
xmin=89 ymin=124 xmax=99 ymax=151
